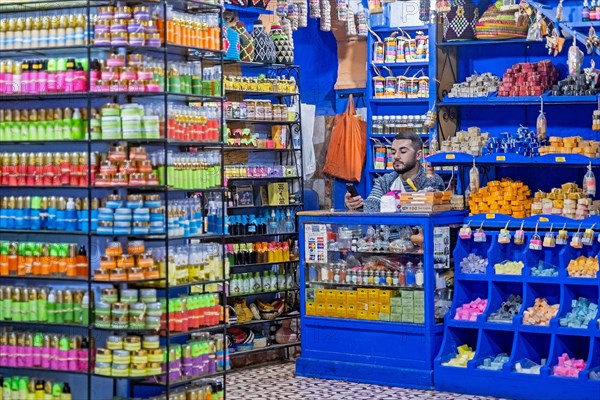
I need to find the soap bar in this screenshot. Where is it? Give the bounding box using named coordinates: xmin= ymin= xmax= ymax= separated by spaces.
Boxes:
xmin=522 ymin=298 xmax=559 ymax=326
xmin=559 ymin=297 xmax=598 ymax=329
xmin=567 ymin=256 xmax=599 ymax=278
xmin=454 ymin=298 xmax=488 ymax=321
xmin=494 ymin=261 xmax=524 ymax=275
xmin=552 ymin=353 xmax=586 ymax=378
xmin=531 ymin=261 xmax=559 ymax=277
xmin=461 ymin=253 xmax=488 ymax=274
xmin=477 ymin=353 xmax=510 ymax=371
xmin=515 ymin=358 xmax=543 ymax=375
xmin=468 ymin=179 xmax=532 ymax=218
xmin=442 ymin=344 xmax=475 ymax=368
xmin=488 ymin=294 xmax=522 ymax=323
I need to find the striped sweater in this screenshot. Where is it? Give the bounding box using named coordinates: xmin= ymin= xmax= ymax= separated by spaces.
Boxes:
xmin=363 ymin=167 xmax=445 ymax=212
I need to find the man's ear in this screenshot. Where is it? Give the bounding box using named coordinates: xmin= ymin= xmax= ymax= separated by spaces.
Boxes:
xmin=416 ymin=149 xmax=424 ymax=160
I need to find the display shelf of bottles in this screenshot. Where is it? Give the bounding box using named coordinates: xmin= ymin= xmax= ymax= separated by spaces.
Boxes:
xmin=223 ymin=147 xmax=298 ymax=152
xmin=307 ymin=281 xmax=425 ymax=291
xmin=166 ymin=187 xmax=228 ymax=193
xmin=0 ymin=228 xmax=89 ymax=236
xmin=231 ymin=260 xmax=299 ymax=269
xmin=224 ymin=90 xmax=299 ymax=97
xmin=166 ymin=279 xmax=226 ymax=290
xmin=226 ymin=176 xmax=301 ymax=181
xmin=230 ymin=314 xmax=298 ymax=328
xmin=225 ymin=118 xmax=299 ymax=125
xmin=0 ymin=365 xmax=88 ymax=375
xmin=228 ymin=203 xmax=303 ymax=210
xmin=0 ymin=274 xmax=88 ymax=282
xmin=0 ymin=92 xmax=225 ymax=102
xmin=137 ymin=370 xmax=225 ymax=387
xmin=229 ymin=341 xmax=300 ymax=357
xmin=0 ymin=320 xmax=89 ymax=329
xmin=127 ymin=233 xmax=224 ymax=241
xmin=228 ymin=288 xmax=298 ymax=298
xmin=91 ymin=326 xmax=159 ymax=334
xmin=226 ymin=232 xmax=298 ymax=240
xmin=326 ymin=249 xmax=424 ymax=256
xmin=92 ymin=277 xmax=166 ymax=285
xmin=0 ymin=0 xmax=224 ymax=13
xmin=165 ymin=323 xmax=229 ymax=339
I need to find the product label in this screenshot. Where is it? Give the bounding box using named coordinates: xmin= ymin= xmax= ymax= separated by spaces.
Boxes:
xmin=496 ymin=155 xmax=506 ymax=161
xmin=445 ymin=154 xmax=455 ymax=159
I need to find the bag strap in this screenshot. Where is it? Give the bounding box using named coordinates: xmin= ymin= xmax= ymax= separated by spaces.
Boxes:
xmin=345 ymin=94 xmax=356 ymax=115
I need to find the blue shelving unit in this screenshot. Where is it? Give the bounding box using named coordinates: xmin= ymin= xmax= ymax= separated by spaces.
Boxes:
xmin=224 ymin=3 xmax=273 ymax=14
xmin=364 ymin=22 xmax=438 ymax=194
xmin=435 ymin=217 xmax=600 ymax=400
xmin=296 ymin=211 xmax=466 ymax=389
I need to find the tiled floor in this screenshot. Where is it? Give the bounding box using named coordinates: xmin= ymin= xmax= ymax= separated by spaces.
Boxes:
xmin=226 ymin=361 xmax=502 ymax=400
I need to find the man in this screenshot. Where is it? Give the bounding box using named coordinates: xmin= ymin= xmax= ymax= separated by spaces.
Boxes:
xmin=345 ymin=131 xmax=445 ymax=212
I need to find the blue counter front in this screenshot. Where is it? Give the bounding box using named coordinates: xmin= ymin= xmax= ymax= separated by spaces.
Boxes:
xmin=295 ymin=211 xmax=466 ymax=389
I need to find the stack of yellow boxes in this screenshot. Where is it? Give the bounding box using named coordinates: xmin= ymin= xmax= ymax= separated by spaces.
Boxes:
xmin=305 ymin=288 xmax=394 ymax=320
xmin=388 ymin=290 xmax=425 ymax=323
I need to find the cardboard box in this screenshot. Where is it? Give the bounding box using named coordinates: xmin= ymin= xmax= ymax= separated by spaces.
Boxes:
xmin=326 ymin=290 xmax=337 ymax=304
xmin=316 ymin=303 xmax=325 ymax=316
xmin=413 ymin=312 xmax=425 ymax=324
xmin=357 ymin=288 xmax=369 ymax=303
xmin=326 ymin=303 xmax=336 ymax=317
xmin=401 ymin=296 xmax=414 ymax=307
xmin=337 ymin=304 xmax=346 ymax=318
xmin=400 ymin=290 xmax=414 ymax=300
xmin=390 ymin=297 xmax=403 ymax=307
xmin=267 ymin=182 xmax=289 ymax=205
xmin=390 ymin=313 xmax=403 ymax=322
xmin=413 ymin=291 xmax=425 ymax=307
xmin=380 ymin=304 xmax=390 ymax=313
xmin=356 ymin=302 xmax=369 ymax=311
xmin=346 ymin=304 xmax=357 ymax=319
xmin=379 ymin=290 xmax=392 ymax=302
xmin=368 ymin=311 xmax=379 ymax=320
xmin=305 ymin=302 xmax=315 ymax=315
xmin=369 ymin=302 xmax=380 ymax=312
xmin=346 ymin=291 xmax=357 ymax=304
xmin=391 ymin=306 xmax=403 ymax=314
xmin=357 ymin=310 xmax=368 ymax=320
xmin=401 ymin=313 xmax=414 ymax=323
xmin=315 ymin=289 xmax=325 ymax=303
xmin=378 ymin=312 xmax=391 ymax=321
xmin=368 ymin=289 xmax=380 ymax=303
xmin=336 ymin=290 xmax=348 ymax=304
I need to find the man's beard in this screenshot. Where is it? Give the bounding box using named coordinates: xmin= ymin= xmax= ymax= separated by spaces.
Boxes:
xmin=393 ymin=159 xmax=417 ymax=175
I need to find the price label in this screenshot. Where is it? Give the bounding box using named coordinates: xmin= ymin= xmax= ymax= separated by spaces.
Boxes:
xmin=496 ymin=155 xmax=506 ymax=161
xmin=539 ymin=217 xmax=549 ymax=222
xmin=445 ymin=154 xmax=455 ymax=159
xmin=555 ymin=157 xmax=566 ymax=163
xmin=486 ymin=214 xmax=495 ymax=219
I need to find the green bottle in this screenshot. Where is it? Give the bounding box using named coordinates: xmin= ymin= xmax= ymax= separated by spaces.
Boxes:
xmin=71 ymin=109 xmax=83 ymax=140
xmin=55 ymin=290 xmax=64 ymax=324
xmin=18 ymin=376 xmax=28 ymax=400
xmin=2 ymin=377 xmax=10 ymax=400
xmin=29 ymin=288 xmax=39 ymax=321
xmin=2 ymin=287 xmax=11 ymax=321
xmin=38 ymin=288 xmax=48 ymax=322
xmin=11 ymin=287 xmax=21 ymax=322
xmin=63 ymin=290 xmax=73 ymax=323
xmin=21 ymin=288 xmax=30 ymax=322
xmin=47 ymin=290 xmax=56 ymax=323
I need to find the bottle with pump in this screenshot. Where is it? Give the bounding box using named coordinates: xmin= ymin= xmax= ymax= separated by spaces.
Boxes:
xmin=284 ymin=209 xmax=295 ymax=233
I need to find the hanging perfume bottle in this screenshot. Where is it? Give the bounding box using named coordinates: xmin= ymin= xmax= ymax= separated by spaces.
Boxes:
xmin=536 ymin=97 xmax=547 ymax=141
xmin=473 ymin=223 xmax=486 ymax=243
xmin=583 ymin=162 xmax=596 ymax=196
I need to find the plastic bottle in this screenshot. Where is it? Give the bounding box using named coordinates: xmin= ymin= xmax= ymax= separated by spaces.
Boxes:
xmin=284 ymin=209 xmax=295 ymax=233
xmin=253 ymin=272 xmax=262 ymax=292
xmin=47 ymin=290 xmax=56 ymax=323
xmin=416 ymin=262 xmax=424 ymax=287
xmin=405 ymin=262 xmax=416 ymax=286
xmin=584 ymin=162 xmax=596 ymax=196
xmin=277 ymin=267 xmax=286 ymax=289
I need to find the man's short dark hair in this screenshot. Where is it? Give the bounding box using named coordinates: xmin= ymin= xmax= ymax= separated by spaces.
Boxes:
xmin=394 ymin=131 xmax=423 ymax=151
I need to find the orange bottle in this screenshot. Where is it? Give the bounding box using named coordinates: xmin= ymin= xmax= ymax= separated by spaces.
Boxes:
xmin=40 ymin=243 xmax=51 ymax=276
xmin=76 ymin=245 xmax=88 ymax=278
xmin=8 ymin=242 xmax=18 ymax=275
xmin=32 ymin=243 xmax=41 ymax=275
xmin=19 ymin=243 xmax=33 ymax=276
xmin=0 ymin=241 xmax=9 ymax=276
xmin=66 ymin=244 xmax=77 ymax=277
xmin=49 ymin=243 xmax=60 ymax=275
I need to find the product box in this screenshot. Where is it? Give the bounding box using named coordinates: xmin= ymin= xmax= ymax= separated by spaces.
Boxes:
xmin=346 ymin=304 xmax=357 ymax=319
xmin=368 ymin=311 xmax=379 ymax=320
xmin=316 ymin=303 xmax=325 ymax=316
xmin=315 ymin=289 xmax=325 ymax=303
xmin=267 ymin=182 xmax=290 ymax=205
xmin=326 ymin=303 xmax=336 ymax=317
xmin=369 ymin=302 xmax=380 ymax=313
xmin=336 ymin=290 xmax=348 ymax=304
xmin=379 ymin=290 xmax=392 ymax=302
xmin=413 ymin=310 xmax=425 ymax=324
xmin=346 ymin=291 xmax=357 ymax=304
xmin=306 ymin=288 xmax=316 ymax=302
xmin=390 ymin=297 xmax=403 ymax=307
xmin=368 ymin=289 xmax=380 ymax=302
xmin=401 ymin=309 xmax=414 ymax=323
xmin=337 ymin=304 xmax=346 ymax=318
xmin=305 ymin=302 xmax=315 ymax=315
xmin=357 ymin=288 xmax=369 ymax=303
xmin=380 ymin=304 xmax=390 ymax=313
xmin=400 ymin=290 xmax=414 ymax=300
xmin=412 ymin=303 xmax=425 ymax=315
xmin=413 ymin=291 xmax=425 ymax=307
xmin=326 ymin=290 xmax=337 ymax=304
xmin=390 ymin=312 xmax=403 ymax=322
xmin=356 ymin=302 xmax=369 ymax=311
xmin=378 ymin=312 xmax=391 ymax=321
xmin=401 ymin=295 xmax=414 ymax=307
xmin=357 ymin=310 xmax=368 ymax=320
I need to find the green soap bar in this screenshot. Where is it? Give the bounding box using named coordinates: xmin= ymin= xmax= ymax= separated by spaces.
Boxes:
xmin=390 ymin=297 xmax=403 ymax=307
xmin=413 ymin=291 xmax=424 ymax=300
xmin=378 ymin=312 xmax=391 ymax=321
xmin=401 ymin=314 xmax=414 ymax=323
xmin=401 ymin=297 xmax=414 ymax=306
xmin=390 ymin=306 xmax=403 ymax=314
xmin=413 ymin=305 xmax=425 ymax=314
xmin=413 ymin=313 xmax=425 ymax=324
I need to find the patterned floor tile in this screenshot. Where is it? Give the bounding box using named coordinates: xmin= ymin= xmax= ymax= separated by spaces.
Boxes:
xmin=226 ymin=361 xmax=503 ymax=400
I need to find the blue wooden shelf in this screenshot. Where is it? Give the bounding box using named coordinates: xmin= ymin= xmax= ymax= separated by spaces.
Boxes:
xmin=427 ymin=152 xmax=599 ymax=168
xmin=440 ymin=93 xmax=598 ymax=106
xmin=224 ymin=4 xmax=273 ymax=14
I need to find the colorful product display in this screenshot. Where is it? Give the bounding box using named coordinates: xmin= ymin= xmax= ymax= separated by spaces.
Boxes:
xmin=0 ymin=14 xmax=88 ymax=49
xmin=224 ymin=100 xmax=292 ymax=122
xmin=372 ymin=33 xmax=429 ymax=64
xmin=149 ymin=381 xmax=224 ymax=400
xmin=477 ymin=353 xmax=509 ymax=371
xmin=372 ymin=74 xmax=429 ymax=99
xmin=531 ymin=183 xmax=598 ymax=219
xmin=95 ymin=334 xmax=163 ymax=377
xmin=226 ymin=241 xmax=296 ymax=266
xmin=460 ymin=254 xmax=488 ymax=274
xmin=559 ymin=297 xmax=598 ymax=328
xmin=223 ymin=75 xmax=297 ymax=94
xmin=0 ymin=152 xmax=89 ymax=187
xmin=483 ymin=127 xmax=542 ymax=158
xmin=152 ymin=150 xmax=222 ymax=189
xmin=494 ymin=260 xmax=524 ymax=275
xmin=552 ymin=353 xmax=587 ymax=378
xmin=230 ymin=268 xmax=295 ymax=296
xmin=95 ymin=287 xmax=161 ymax=330
xmin=92 ymin=103 xmax=160 ymax=141
xmin=0 ymin=330 xmax=89 ymax=371
xmin=0 ymin=241 xmax=88 ymax=279
xmin=0 ymin=107 xmax=87 ymax=142
xmin=162 ymin=293 xmax=222 ymax=333
xmin=446 ymin=72 xmax=500 ymax=98
xmin=227 ymin=209 xmax=296 ymax=236
xmin=94 ymin=240 xmax=160 ymax=282
xmin=224 ymin=164 xmax=298 ymax=180
xmin=539 ymin=136 xmax=600 ymax=157
xmin=566 ymin=256 xmax=599 ymax=277
xmin=0 ymin=58 xmax=87 ymax=95
xmin=163 ymin=9 xmax=221 ymax=50
xmin=497 ymin=60 xmax=559 ymax=97
xmin=454 ymin=298 xmax=487 ymax=321
xmin=438 ymin=127 xmax=489 ymax=155
xmin=159 ymin=242 xmax=225 ymax=286
xmin=0 ymin=377 xmax=73 ymax=400
xmin=95 ymin=145 xmax=159 ymax=187
xmin=370 ymin=114 xmax=433 ymax=137
xmin=522 ymin=298 xmax=559 ymax=326
xmin=487 ymin=294 xmax=522 ymax=323
xmin=0 ymin=286 xmax=89 ymax=325
xmin=441 ymin=344 xmax=475 ymax=367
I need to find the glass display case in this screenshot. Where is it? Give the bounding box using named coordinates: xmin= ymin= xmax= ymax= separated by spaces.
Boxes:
xmin=296 ymin=211 xmax=465 ymax=389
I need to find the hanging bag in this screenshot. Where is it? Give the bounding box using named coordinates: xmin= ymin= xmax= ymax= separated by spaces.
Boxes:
xmin=323 ymin=95 xmax=367 ymax=182
xmin=442 ymin=0 xmax=479 ymax=41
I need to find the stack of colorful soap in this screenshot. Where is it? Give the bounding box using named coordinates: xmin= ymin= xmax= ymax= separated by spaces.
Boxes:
xmin=460 ymin=254 xmax=488 ymax=274
xmin=552 ymin=353 xmax=586 ymax=378
xmin=530 ymin=261 xmax=558 ymax=277
xmin=497 ymin=60 xmax=559 ymax=97
xmin=494 ymin=261 xmax=524 ymax=275
xmin=441 ymin=344 xmax=475 ymax=367
xmin=477 ymin=353 xmax=510 ymax=370
xmin=539 ymin=136 xmax=600 ymax=158
xmin=468 ymin=179 xmax=532 ymax=218
xmin=567 ymin=256 xmax=599 ymax=277
xmin=522 ymin=298 xmax=559 ymax=326
xmin=454 ymin=298 xmax=488 ymax=321
xmin=531 ymin=183 xmax=592 ymax=218
xmin=439 ymin=127 xmax=489 ymax=156
xmin=488 ymin=294 xmax=522 ymax=323
xmin=515 ymin=358 xmax=543 ymax=374
xmin=559 ymin=297 xmax=598 ymax=328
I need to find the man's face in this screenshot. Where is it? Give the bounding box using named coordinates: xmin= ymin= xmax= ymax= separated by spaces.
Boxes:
xmin=391 ymin=139 xmax=422 ymax=174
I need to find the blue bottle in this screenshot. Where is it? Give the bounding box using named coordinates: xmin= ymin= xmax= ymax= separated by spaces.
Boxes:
xmin=23 ymin=196 xmax=31 ymax=229
xmin=40 ymin=196 xmax=48 ymax=229
xmin=90 ymin=198 xmax=99 ymax=232
xmin=405 ymin=262 xmax=416 ymax=286
xmin=0 ymin=198 xmax=7 ymax=229
xmin=55 ymin=197 xmax=66 ymax=231
xmin=30 ymin=196 xmax=42 ymax=230
xmin=47 ymin=196 xmax=57 ymax=230
xmin=14 ymin=197 xmax=25 ymax=229
xmin=65 ymin=198 xmax=77 ymax=232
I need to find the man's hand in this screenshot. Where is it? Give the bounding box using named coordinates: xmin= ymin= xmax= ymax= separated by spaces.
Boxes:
xmin=344 ymin=192 xmax=364 ymax=210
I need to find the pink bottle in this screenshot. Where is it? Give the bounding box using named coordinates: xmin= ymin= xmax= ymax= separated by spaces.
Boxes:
xmin=0 ymin=331 xmax=7 ymax=365
xmin=29 ymin=61 xmax=39 ymax=94
xmin=49 ymin=335 xmax=60 ymax=370
xmin=22 ymin=336 xmax=33 ymax=368
xmin=73 ymin=65 xmax=87 ymax=92
xmin=20 ymin=61 xmax=31 ymax=93
xmin=38 ymin=60 xmax=48 ymax=93
xmin=6 ymin=332 xmax=17 ymax=367
xmin=32 ymin=333 xmax=43 ymax=367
